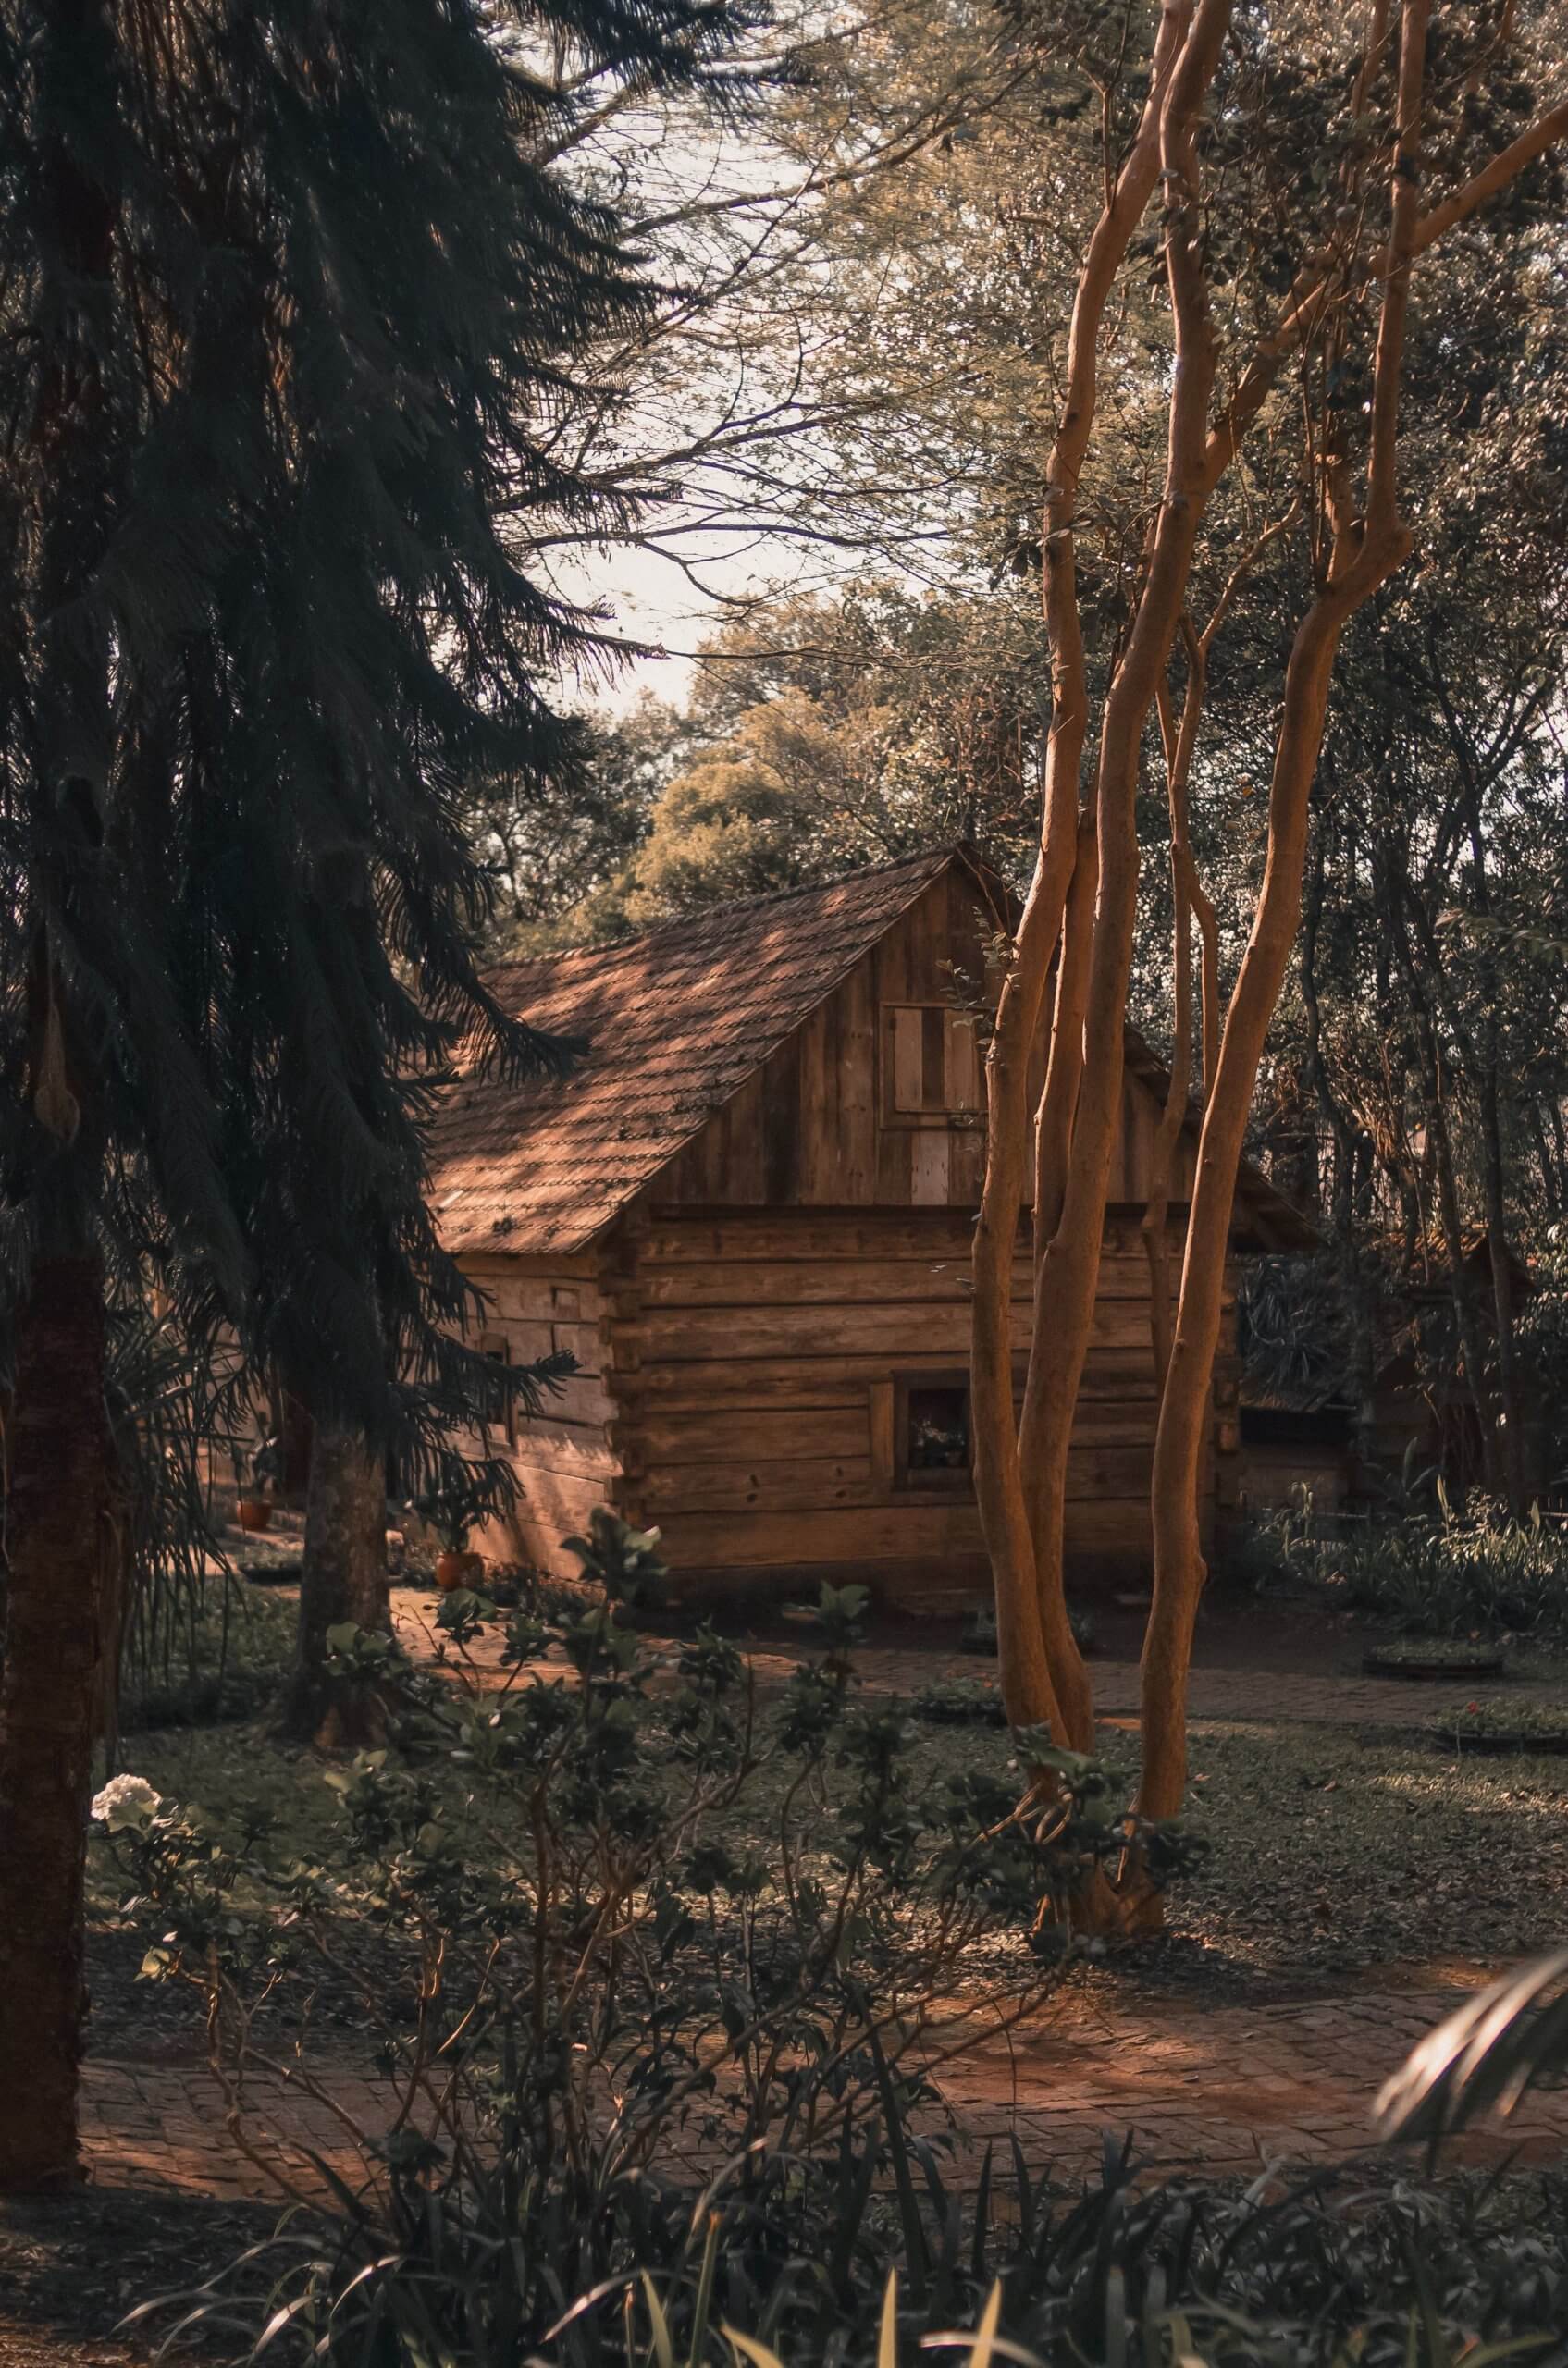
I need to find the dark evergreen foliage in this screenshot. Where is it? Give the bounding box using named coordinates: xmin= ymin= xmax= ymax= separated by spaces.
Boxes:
xmin=0 ymin=0 xmax=752 ymax=1486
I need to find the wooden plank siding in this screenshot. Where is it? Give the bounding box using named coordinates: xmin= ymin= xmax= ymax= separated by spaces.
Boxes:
xmin=462 ymin=1252 xmax=625 ymax=1579
xmin=601 ymin=1207 xmax=1223 ymax=1611
xmin=654 ymin=865 xmax=1200 ymax=1217
xmin=451 ymin=861 xmax=1253 ymax=1608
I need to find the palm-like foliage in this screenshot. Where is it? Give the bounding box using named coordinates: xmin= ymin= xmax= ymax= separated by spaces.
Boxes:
xmin=1376 ymin=1951 xmax=1568 ymax=2151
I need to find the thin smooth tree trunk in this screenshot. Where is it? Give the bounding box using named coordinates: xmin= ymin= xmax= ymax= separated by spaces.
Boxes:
xmin=1301 ymin=820 xmax=1357 ymax=1225
xmin=1479 ymin=1072 xmax=1526 ymax=1508
xmin=1142 ymin=0 xmax=1429 ymax=1828
xmin=1017 ymin=0 xmax=1229 ymax=1753
xmin=1143 ymin=855 xmax=1193 ymax=1395
xmin=1527 ymin=1104 xmax=1561 ymax=1220
xmin=0 ymin=1253 xmax=110 ymax=2190
xmin=1410 ymin=986 xmax=1505 ymax=1495
xmin=279 ymin=1424 xmax=390 ymax=1747
xmin=970 ymin=1 xmax=1192 ymax=1744
xmin=1463 ymin=811 xmax=1528 ymax=1510
xmin=1143 ymin=588 xmax=1257 ymax=1391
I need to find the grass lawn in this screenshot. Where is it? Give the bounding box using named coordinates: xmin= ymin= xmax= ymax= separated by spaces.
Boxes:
xmin=56 ymin=1595 xmax=1568 ymax=2364
xmin=93 ymin=1588 xmax=1568 ymax=2030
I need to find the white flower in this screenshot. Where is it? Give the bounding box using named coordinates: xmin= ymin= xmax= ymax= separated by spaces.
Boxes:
xmin=91 ymin=1773 xmax=162 ymax=1832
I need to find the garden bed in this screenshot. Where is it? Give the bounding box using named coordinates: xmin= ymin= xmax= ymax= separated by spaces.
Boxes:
xmin=1427 ymin=1697 xmax=1568 ymax=1754
xmin=1362 ymin=1639 xmax=1508 ymax=1681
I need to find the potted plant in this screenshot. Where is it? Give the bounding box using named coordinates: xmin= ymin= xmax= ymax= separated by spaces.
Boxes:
xmin=408 ymin=1479 xmax=489 ymax=1592
xmin=235 ymin=1436 xmax=280 ymax=1534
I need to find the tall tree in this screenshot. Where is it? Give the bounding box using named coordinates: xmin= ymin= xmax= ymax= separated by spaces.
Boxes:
xmin=958 ymin=0 xmax=1568 ymax=1914
xmin=0 ymin=0 xmax=746 ymax=2189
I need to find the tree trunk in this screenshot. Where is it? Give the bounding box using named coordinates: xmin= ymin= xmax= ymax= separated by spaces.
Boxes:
xmin=1479 ymin=1069 xmax=1527 ymax=1511
xmin=1465 ymin=824 xmax=1528 ymax=1511
xmin=969 ymin=1 xmax=1193 ymax=1747
xmin=1141 ymin=0 xmax=1428 ymax=1830
xmin=0 ymin=1253 xmax=110 ymax=2191
xmin=1017 ymin=0 xmax=1228 ymax=1784
xmin=279 ymin=1424 xmax=390 ymax=1747
xmin=1144 ymin=599 xmax=1385 ymax=1827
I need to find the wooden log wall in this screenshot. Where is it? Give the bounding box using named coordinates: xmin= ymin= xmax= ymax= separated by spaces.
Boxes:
xmin=455 ymin=861 xmax=1253 ymax=1600
xmin=599 ymin=1207 xmax=1227 ymax=1612
xmin=463 ymin=1252 xmax=625 ymax=1579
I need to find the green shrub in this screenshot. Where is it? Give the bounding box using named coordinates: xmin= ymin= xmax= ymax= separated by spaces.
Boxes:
xmin=912 ymin=1676 xmax=1007 ymax=1725
xmin=1240 ymin=1498 xmax=1568 ymax=1640
xmin=104 ymin=1520 xmax=1204 ymax=2364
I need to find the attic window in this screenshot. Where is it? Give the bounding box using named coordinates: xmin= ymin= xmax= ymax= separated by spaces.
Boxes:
xmin=883 ymin=1005 xmax=982 ymax=1128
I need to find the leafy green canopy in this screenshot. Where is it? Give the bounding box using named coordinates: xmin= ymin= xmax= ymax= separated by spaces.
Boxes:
xmin=0 ymin=0 xmax=751 ymax=1477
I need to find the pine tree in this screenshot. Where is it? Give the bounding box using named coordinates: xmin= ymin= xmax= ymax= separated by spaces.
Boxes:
xmin=0 ymin=0 xmax=748 ymax=2189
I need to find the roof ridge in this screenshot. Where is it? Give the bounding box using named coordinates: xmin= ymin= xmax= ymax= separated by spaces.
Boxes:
xmin=483 ymin=843 xmax=962 ymax=984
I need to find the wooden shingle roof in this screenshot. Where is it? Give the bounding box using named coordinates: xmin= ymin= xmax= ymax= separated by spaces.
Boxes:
xmin=428 ymin=846 xmax=957 ymax=1256
xmin=426 ymin=843 xmax=1316 ymax=1258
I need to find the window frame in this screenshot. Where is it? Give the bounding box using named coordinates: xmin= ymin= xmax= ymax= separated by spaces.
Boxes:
xmin=869 ymin=1368 xmax=975 ymax=1498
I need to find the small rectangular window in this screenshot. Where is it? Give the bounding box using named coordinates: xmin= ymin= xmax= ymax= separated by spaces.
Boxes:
xmin=477 ymin=1330 xmax=515 ymax=1448
xmin=893 ymin=1371 xmax=972 ymax=1493
xmin=882 ymin=1005 xmax=982 ymax=1128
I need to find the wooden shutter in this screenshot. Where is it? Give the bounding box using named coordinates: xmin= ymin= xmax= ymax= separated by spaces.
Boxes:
xmin=945 ymin=1013 xmax=981 ymax=1112
xmin=889 ymin=1005 xmax=929 ymax=1113
xmin=884 ymin=1005 xmax=982 ymax=1123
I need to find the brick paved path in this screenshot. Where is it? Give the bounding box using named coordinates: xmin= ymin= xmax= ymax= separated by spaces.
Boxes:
xmin=83 ymin=2049 xmax=397 ymax=2204
xmin=929 ymin=1983 xmax=1568 ymax=2176
xmin=76 ymin=1582 xmax=1568 ymax=2204
xmin=81 ymin=1974 xmax=1568 ymax=2203
xmin=392 ymin=1593 xmax=1565 ymax=1732
xmin=742 ymin=1638 xmax=1566 ymax=1729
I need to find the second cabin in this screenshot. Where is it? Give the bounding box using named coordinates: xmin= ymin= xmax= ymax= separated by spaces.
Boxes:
xmin=427 ymin=845 xmax=1311 ymax=1612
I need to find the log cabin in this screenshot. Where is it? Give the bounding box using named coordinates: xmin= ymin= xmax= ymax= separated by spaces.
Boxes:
xmin=426 ymin=845 xmax=1313 ymax=1612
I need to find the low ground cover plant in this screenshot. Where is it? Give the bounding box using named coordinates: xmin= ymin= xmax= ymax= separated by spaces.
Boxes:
xmin=87 ymin=1522 xmax=1568 ymax=2368
xmin=1362 ymin=1638 xmax=1509 ymax=1677
xmin=117 ymin=1583 xmax=295 ymax=1733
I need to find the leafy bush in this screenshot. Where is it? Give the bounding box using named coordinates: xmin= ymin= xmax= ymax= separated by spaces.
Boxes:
xmin=102 ymin=1520 xmax=1204 ymax=2363
xmin=912 ymin=1676 xmax=1007 ymax=1725
xmin=1240 ymin=1496 xmax=1568 ymax=1640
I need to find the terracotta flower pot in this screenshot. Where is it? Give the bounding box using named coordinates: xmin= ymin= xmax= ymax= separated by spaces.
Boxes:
xmin=236 ymin=1498 xmax=273 ymax=1534
xmin=435 ymin=1549 xmax=484 ymax=1592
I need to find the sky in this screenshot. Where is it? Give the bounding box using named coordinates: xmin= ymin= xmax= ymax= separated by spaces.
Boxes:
xmin=556 ymin=527 xmax=842 ymax=716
